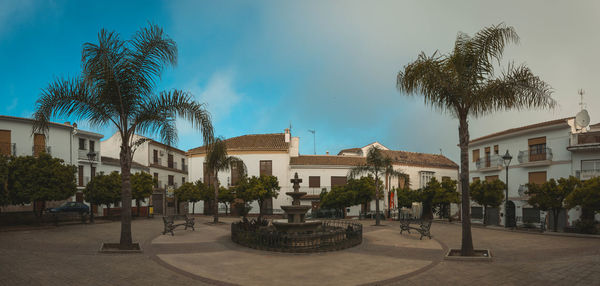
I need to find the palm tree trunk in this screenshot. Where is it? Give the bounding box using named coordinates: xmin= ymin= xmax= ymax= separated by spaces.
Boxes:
xmin=553 ymin=208 xmax=559 ymax=232
xmin=375 ymin=173 xmax=381 ymax=226
xmin=213 ymin=170 xmax=219 ymax=223
xmin=119 ymin=144 xmax=133 ymax=248
xmin=459 ymin=113 xmax=474 ymax=256
xmin=192 ymin=201 xmax=195 ymax=215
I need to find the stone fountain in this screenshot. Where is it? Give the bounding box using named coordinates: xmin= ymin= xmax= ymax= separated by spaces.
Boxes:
xmin=272 ymin=172 xmax=322 ymax=233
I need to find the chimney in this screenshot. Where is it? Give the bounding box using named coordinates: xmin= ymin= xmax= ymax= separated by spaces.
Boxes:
xmin=326 ymin=151 xmax=329 ymax=155
xmin=284 ymin=128 xmax=290 ymax=143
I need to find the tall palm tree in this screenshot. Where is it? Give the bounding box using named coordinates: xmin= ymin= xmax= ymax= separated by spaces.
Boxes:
xmin=397 ymin=23 xmax=555 ymax=256
xmin=33 ymin=25 xmax=213 ymax=249
xmin=349 ymin=147 xmax=406 ymax=226
xmin=204 ymin=138 xmax=246 ymax=223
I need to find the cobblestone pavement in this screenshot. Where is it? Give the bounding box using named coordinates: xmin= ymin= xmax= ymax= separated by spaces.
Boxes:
xmin=0 ymin=217 xmax=598 ymax=285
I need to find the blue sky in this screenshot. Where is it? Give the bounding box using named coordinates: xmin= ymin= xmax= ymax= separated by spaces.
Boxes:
xmin=2 ymin=0 xmax=599 ymax=163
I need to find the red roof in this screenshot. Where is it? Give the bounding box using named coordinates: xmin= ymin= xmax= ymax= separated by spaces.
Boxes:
xmin=188 ymin=133 xmax=289 ymax=154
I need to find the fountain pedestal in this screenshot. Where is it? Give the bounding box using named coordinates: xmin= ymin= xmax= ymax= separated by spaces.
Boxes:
xmin=272 ymin=173 xmax=321 ymax=233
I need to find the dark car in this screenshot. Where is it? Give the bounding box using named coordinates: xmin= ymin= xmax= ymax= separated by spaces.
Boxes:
xmin=48 ymin=202 xmax=89 ymax=214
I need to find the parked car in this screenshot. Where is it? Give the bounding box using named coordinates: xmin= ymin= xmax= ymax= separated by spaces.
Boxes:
xmin=48 ymin=202 xmax=89 ymax=214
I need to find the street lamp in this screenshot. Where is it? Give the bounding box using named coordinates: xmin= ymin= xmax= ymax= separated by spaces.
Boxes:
xmin=502 ymin=150 xmax=512 ymax=228
xmin=86 ymin=151 xmax=97 ymax=223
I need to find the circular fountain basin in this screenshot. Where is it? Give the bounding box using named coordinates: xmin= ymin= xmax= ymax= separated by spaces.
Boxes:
xmin=272 ymin=219 xmax=322 ymax=233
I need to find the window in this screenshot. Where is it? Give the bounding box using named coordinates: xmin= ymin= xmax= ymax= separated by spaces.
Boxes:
xmin=419 ymin=171 xmax=435 ymax=188
xmin=485 ymin=175 xmax=499 ymax=182
xmin=0 ymin=130 xmax=11 ymax=156
xmin=484 ymin=147 xmax=491 ymax=167
xmin=79 ymin=138 xmax=86 ymax=150
xmin=472 ymin=177 xmax=480 ymax=182
xmin=528 ymin=171 xmax=547 ymax=185
xmin=581 ymin=160 xmax=600 ymax=172
xmin=153 ymin=173 xmax=159 ymax=188
xmin=331 ymin=176 xmax=347 ymax=187
xmin=168 ymin=175 xmax=174 ymax=186
xmin=167 ymin=154 xmax=174 ymax=168
xmin=181 ymin=158 xmax=186 ymax=171
xmin=78 ymin=165 xmax=84 ymax=186
xmin=231 ymin=161 xmax=243 ymax=186
xmin=399 ymin=175 xmax=409 ymax=189
xmin=259 ymin=160 xmax=272 ymax=176
xmin=528 ymin=137 xmax=547 ymax=162
xmin=494 ymin=145 xmax=499 ymax=155
xmin=153 ymin=150 xmax=158 ymax=164
xmin=182 ymin=177 xmax=186 ymax=185
xmin=33 ymin=133 xmax=46 ymax=156
xmin=472 ymin=149 xmax=480 ymax=163
xmin=89 ymin=140 xmax=95 ymax=152
xmin=91 ymin=166 xmax=96 ymax=178
xmin=309 ymin=176 xmax=320 ymax=188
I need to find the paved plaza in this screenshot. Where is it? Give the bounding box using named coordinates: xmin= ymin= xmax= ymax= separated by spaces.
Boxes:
xmin=0 ymin=217 xmax=599 ymax=286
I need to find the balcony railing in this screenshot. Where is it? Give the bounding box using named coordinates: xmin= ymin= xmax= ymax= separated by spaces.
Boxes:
xmin=0 ymin=142 xmax=16 ymax=156
xmin=475 ymin=155 xmax=504 ymax=170
xmin=518 ymin=147 xmax=552 ymax=164
xmin=576 ymin=169 xmax=600 ymax=180
xmin=32 ymin=145 xmax=51 ymax=156
xmin=577 ymin=131 xmax=600 ymax=145
xmin=182 ymin=164 xmax=188 ymax=172
xmin=152 ymin=158 xmax=162 ymax=166
xmin=78 ymin=150 xmax=99 ymax=161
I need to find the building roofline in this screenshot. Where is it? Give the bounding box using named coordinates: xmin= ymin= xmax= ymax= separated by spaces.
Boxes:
xmin=0 ymin=115 xmax=73 ymax=130
xmin=469 ymin=117 xmax=573 ymax=145
xmin=187 ymin=133 xmax=288 ymax=155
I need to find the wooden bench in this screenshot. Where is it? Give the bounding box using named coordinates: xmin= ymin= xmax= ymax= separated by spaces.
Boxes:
xmin=399 ymin=219 xmax=432 ymax=240
xmin=162 ymin=215 xmax=195 ymax=236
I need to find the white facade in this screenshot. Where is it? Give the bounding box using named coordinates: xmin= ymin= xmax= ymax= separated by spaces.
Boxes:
xmin=187 ymin=130 xmax=459 ymax=217
xmin=468 ymin=116 xmax=600 ymax=228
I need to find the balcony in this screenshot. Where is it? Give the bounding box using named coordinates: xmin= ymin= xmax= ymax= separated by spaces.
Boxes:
xmin=78 ymin=150 xmax=99 ymax=161
xmin=182 ymin=164 xmax=188 ymax=172
xmin=0 ymin=142 xmax=16 ymax=156
xmin=576 ymin=169 xmax=600 ymax=180
xmin=32 ymin=145 xmax=51 ymax=156
xmin=568 ymin=131 xmax=600 ymax=152
xmin=517 ymin=147 xmax=552 ymax=167
xmin=475 ymin=155 xmax=504 ymax=172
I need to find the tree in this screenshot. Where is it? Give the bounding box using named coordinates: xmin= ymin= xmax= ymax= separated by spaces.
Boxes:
xmin=347 ymin=176 xmax=376 ymax=213
xmin=435 ymin=178 xmax=460 ymax=220
xmin=349 ymin=147 xmax=406 ymax=225
xmin=248 ymin=175 xmax=280 ymax=219
xmin=131 ymin=172 xmax=153 ymax=216
xmin=320 ymin=186 xmax=355 ymax=218
xmin=395 ymin=187 xmax=416 ymax=209
xmin=174 ymin=182 xmax=203 ymax=214
xmin=566 ymin=176 xmax=600 ymax=220
xmin=218 ymin=186 xmax=235 ymax=215
xmin=527 ymin=176 xmax=578 ymax=232
xmin=33 ymin=24 xmax=213 ymax=248
xmin=8 ymin=153 xmax=77 ymax=216
xmin=469 ymin=179 xmax=505 ymax=225
xmin=0 ymin=155 xmax=9 ymax=211
xmin=83 ymin=172 xmax=121 ymax=217
xmin=204 ymin=138 xmax=246 ymax=223
xmin=397 ymin=23 xmax=555 ymax=255
xmin=232 ymin=176 xmax=254 ymax=218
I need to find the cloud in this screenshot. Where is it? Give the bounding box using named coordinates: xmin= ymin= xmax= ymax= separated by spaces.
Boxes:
xmin=0 ymin=0 xmax=36 ymax=37
xmin=6 ymin=98 xmax=17 ymax=111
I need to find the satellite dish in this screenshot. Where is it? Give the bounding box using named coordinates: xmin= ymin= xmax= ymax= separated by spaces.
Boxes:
xmin=575 ymin=109 xmax=590 ymax=129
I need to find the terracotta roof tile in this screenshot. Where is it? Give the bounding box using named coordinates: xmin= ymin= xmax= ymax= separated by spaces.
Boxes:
xmin=188 ymin=133 xmax=289 ymax=154
xmin=290 ymin=155 xmax=366 ymax=166
xmin=380 ymin=150 xmax=458 ymax=169
xmin=469 ymin=117 xmax=573 ymax=145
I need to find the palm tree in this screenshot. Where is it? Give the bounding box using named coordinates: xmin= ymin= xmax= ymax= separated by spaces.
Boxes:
xmin=397 ymin=23 xmax=555 ymax=256
xmin=33 ymin=25 xmax=213 ymax=249
xmin=349 ymin=147 xmax=406 ymax=226
xmin=204 ymin=137 xmax=246 ymax=223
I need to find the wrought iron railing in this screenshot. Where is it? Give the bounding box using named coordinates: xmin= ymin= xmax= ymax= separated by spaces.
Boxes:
xmin=518 ymin=184 xmax=528 ymax=197
xmin=518 ymin=147 xmax=553 ymax=163
xmin=475 ymin=155 xmax=504 ymax=169
xmin=231 ymin=220 xmax=363 ymax=253
xmin=576 ymin=169 xmax=600 ymax=180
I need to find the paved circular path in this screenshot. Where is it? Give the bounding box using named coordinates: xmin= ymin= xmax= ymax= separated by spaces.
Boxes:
xmin=147 ymin=217 xmax=446 ymax=285
xmin=1 ymin=216 xmax=599 ymax=285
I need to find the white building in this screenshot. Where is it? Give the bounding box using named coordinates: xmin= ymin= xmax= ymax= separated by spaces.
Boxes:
xmin=468 ymin=116 xmax=600 ymax=229
xmin=187 ymin=129 xmax=459 ymax=217
xmin=101 ymin=132 xmax=189 ymax=215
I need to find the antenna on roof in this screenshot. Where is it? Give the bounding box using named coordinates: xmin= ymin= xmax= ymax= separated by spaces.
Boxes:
xmin=575 ymin=89 xmax=590 ymax=130
xmin=440 ymin=148 xmax=443 ymax=155
xmin=578 ymin=89 xmax=586 ymax=111
xmin=308 ymin=129 xmax=316 ymax=155
xmin=289 ymin=121 xmax=293 ymax=134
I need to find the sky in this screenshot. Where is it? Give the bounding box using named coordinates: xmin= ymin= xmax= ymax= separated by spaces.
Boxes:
xmin=1 ymin=0 xmax=599 ymax=163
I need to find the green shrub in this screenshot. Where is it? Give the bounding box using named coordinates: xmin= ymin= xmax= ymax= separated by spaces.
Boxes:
xmin=573 ymin=219 xmax=598 ymax=234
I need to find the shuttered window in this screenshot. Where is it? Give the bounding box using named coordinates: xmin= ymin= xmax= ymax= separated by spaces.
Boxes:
xmin=472 ymin=149 xmax=480 ymax=162
xmin=484 ymin=147 xmax=491 ymax=167
xmin=33 ymin=134 xmax=45 ymax=156
xmin=0 ymin=130 xmax=11 ymax=156
xmin=472 ymin=177 xmax=480 ymax=182
xmin=528 ymin=137 xmax=547 ymax=162
xmin=78 ymin=165 xmax=84 ymax=186
xmin=494 ymin=145 xmax=499 ymax=155
xmin=231 ymin=161 xmax=242 ymax=186
xmin=309 ymin=176 xmax=320 ymax=188
xmin=331 ymin=176 xmax=347 ymax=187
xmin=485 ymin=175 xmax=499 ymax=182
xmin=528 ymin=171 xmax=547 ymax=185
xmin=260 ymin=160 xmax=272 ymax=176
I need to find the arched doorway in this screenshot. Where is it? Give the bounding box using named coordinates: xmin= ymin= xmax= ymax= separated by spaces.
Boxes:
xmin=505 ymin=201 xmax=516 ymax=227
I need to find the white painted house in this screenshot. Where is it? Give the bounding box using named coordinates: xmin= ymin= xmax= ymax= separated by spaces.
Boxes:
xmin=187 ymin=129 xmax=459 ymax=217
xmin=468 ymin=115 xmax=600 ymax=229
